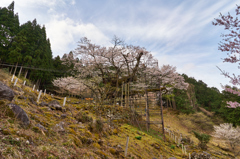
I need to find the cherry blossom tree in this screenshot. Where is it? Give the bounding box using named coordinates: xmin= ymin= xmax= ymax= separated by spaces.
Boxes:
xmin=212 ymin=123 xmax=240 ymax=156
xmin=58 ymin=36 xmax=189 ymax=142
xmin=213 ymin=5 xmax=240 ymax=108
xmin=52 ymin=76 xmax=88 ymax=97
xmin=65 ymin=36 xmax=154 ymax=103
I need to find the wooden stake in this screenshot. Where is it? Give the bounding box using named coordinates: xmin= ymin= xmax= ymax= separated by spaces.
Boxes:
xmin=14 ymin=78 xmax=18 ymax=86
xmin=125 ymin=136 xmax=129 ymax=157
xmin=63 ymin=97 xmax=67 ymax=106
xmin=37 ymin=90 xmax=42 ymax=103
xmin=11 ymin=75 xmax=15 ymax=82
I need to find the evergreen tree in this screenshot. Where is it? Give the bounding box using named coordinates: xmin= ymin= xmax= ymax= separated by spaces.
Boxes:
xmin=0 ymin=1 xmax=19 ymax=62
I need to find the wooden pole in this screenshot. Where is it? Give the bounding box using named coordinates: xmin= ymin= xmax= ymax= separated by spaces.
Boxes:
xmin=145 ymin=87 xmax=150 ymax=132
xmin=13 ymin=62 xmax=18 ymax=76
xmin=11 ymin=75 xmax=15 ymax=82
xmin=14 ymin=78 xmax=18 ymax=86
xmin=121 ymin=82 xmax=124 ymax=107
xmin=9 ymin=66 xmax=13 ymax=75
xmin=159 ymin=79 xmax=166 ymax=142
xmin=37 ymin=90 xmax=42 ymax=103
xmin=145 ymin=72 xmax=150 ymax=132
xmin=125 ymin=82 xmax=127 ymax=107
xmin=18 ymin=66 xmax=22 ymax=78
xmin=128 ymin=83 xmax=130 ymax=108
xmin=24 ymin=70 xmax=28 ymax=79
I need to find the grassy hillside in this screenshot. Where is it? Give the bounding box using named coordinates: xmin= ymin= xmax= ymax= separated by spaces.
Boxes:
xmin=0 ymin=69 xmax=237 ymax=159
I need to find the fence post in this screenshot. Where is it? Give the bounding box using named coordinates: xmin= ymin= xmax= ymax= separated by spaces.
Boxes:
xmin=23 ymin=80 xmax=26 ymax=86
xmin=33 ymin=85 xmax=35 ymax=91
xmin=44 ymin=89 xmax=46 ymax=96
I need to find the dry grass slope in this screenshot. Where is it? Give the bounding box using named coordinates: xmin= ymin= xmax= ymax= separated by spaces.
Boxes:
xmin=0 ymin=68 xmax=238 ymax=159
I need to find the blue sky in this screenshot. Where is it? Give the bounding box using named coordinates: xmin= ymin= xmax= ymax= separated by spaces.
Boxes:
xmin=0 ymin=0 xmax=239 ymax=91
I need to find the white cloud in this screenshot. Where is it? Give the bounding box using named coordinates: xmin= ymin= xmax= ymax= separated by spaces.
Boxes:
xmin=45 ymin=16 xmax=110 ymax=57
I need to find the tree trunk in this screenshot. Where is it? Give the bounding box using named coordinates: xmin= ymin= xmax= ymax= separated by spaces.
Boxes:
xmin=166 ymin=98 xmax=169 ymax=108
xmin=169 ymin=98 xmax=172 ymax=108
xmin=172 ymin=96 xmax=176 ymax=110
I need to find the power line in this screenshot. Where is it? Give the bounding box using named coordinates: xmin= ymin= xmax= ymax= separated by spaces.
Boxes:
xmin=0 ymin=63 xmax=64 ymax=72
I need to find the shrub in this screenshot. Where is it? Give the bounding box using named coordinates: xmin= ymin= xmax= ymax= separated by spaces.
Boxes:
xmin=75 ymin=112 xmax=93 ymax=123
xmin=109 ymin=148 xmax=116 ymax=155
xmin=170 ymin=145 xmax=175 ymax=149
xmin=95 ymin=119 xmax=104 ymax=133
xmin=193 ymin=131 xmax=210 ymax=150
xmin=135 ymin=136 xmax=142 ymax=140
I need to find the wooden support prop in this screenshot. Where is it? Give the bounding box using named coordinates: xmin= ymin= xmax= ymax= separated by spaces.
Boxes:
xmin=128 ymin=83 xmax=130 ymax=107
xmin=125 ymin=83 xmax=127 ymax=107
xmin=14 ymin=78 xmax=18 ymax=86
xmin=121 ymin=82 xmax=124 ymax=107
xmin=23 ymin=80 xmax=26 ymax=86
xmin=44 ymin=89 xmax=46 ymax=96
xmin=189 ymin=153 xmax=191 ymax=159
xmin=37 ymin=90 xmax=42 ymax=103
xmin=33 ymin=85 xmax=35 ymax=91
xmin=125 ymin=136 xmax=129 ymax=157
